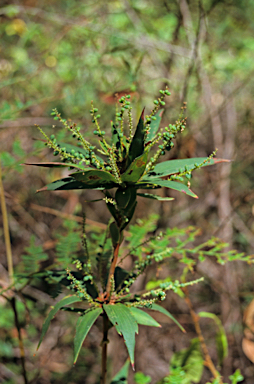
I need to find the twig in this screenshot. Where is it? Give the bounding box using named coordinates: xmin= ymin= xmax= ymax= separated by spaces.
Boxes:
xmin=30 ymin=203 xmax=107 ymax=230
xmin=0 ymin=162 xmax=28 ymax=384
xmin=10 ymin=298 xmax=29 ymax=384
xmin=0 ymin=161 xmax=13 ymax=284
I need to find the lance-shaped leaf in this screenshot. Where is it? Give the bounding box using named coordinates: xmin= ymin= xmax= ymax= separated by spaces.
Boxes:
xmin=137 ymin=193 xmax=174 ymax=201
xmin=109 ymin=221 xmax=120 ymax=247
xmin=24 ymin=162 xmax=88 ymax=171
xmin=74 ymin=307 xmax=102 ymax=364
xmin=147 ymin=303 xmax=185 ymax=333
xmin=111 ymin=121 xmax=122 ymax=152
xmin=143 ymin=157 xmax=229 ymax=179
xmin=104 ymin=303 xmax=138 ymax=368
xmin=37 ymin=177 xmax=116 ymax=192
xmin=37 ymin=295 xmax=82 ymax=349
xmin=70 ymin=169 xmax=118 ymax=186
xmin=129 ymin=307 xmax=161 ymax=327
xmin=128 ymin=108 xmax=145 ymax=164
xmin=145 ymin=109 xmax=164 ymax=143
xmin=114 ymin=267 xmax=131 ymax=291
xmin=139 ymin=179 xmax=198 ymax=198
xmin=121 ymin=152 xmax=148 ymax=183
xmin=170 ymin=339 xmax=203 ymax=383
xmin=111 ymin=359 xmax=130 ymax=384
xmin=115 ymin=187 xmax=132 ymax=209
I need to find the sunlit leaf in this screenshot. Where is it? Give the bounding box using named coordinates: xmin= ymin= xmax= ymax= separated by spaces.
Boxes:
xmin=104 ymin=303 xmax=138 ymax=368
xmin=129 ymin=307 xmax=161 ymax=327
xmin=121 ymin=152 xmax=148 ymax=182
xmin=37 ymin=295 xmax=82 ymax=349
xmin=74 ymin=307 xmax=102 ymax=363
xmin=145 ymin=109 xmax=163 ymax=143
xmin=143 ymin=158 xmax=229 ymax=179
xmin=70 ymin=169 xmax=118 ymax=185
xmin=138 ymin=179 xmax=198 ymax=198
xmin=128 ymin=108 xmax=145 ymax=164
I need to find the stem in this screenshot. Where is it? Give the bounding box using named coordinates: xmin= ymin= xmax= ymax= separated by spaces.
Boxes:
xmin=106 ymin=243 xmax=120 ymax=296
xmin=100 ymin=313 xmax=109 ymax=384
xmin=183 ymin=287 xmax=223 ymax=383
xmin=0 ymin=161 xmax=14 ymax=284
xmin=10 ymin=297 xmax=28 ymax=384
xmin=0 ymin=162 xmax=28 ymax=384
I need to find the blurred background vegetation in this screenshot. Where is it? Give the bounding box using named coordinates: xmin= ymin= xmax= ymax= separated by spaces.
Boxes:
xmin=0 ymin=0 xmax=254 ymax=383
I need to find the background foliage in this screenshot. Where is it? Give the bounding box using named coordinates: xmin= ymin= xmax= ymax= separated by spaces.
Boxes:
xmin=0 ymin=0 xmax=254 ymax=383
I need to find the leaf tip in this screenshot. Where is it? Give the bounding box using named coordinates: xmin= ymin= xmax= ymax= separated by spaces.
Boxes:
xmin=36 ymin=186 xmax=48 ymax=193
xmin=141 ymin=107 xmax=145 ymax=121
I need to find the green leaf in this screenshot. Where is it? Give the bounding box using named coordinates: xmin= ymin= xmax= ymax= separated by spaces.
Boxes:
xmin=198 ymin=311 xmax=228 ymax=365
xmin=70 ymin=169 xmax=118 ymax=185
xmin=104 ymin=303 xmax=138 ymax=368
xmin=37 ymin=295 xmax=82 ymax=349
xmin=109 ymin=221 xmax=120 ymax=247
xmin=111 ymin=121 xmax=122 ymax=153
xmin=111 ymin=359 xmax=130 ymax=384
xmin=145 ymin=109 xmax=163 ymax=143
xmin=115 ymin=187 xmax=132 ymax=209
xmin=134 ymin=372 xmax=151 ymax=384
xmin=24 ymin=161 xmax=88 ymax=171
xmin=143 ymin=158 xmax=229 ymax=179
xmin=114 ymin=266 xmax=130 ymax=291
xmin=37 ymin=177 xmax=116 ymax=192
xmin=128 ymin=108 xmax=145 ymax=164
xmin=137 ymin=193 xmax=174 ymax=201
xmin=229 ymin=369 xmax=244 ymax=384
xmin=170 ymin=339 xmax=203 ymax=383
xmin=139 ymin=179 xmax=198 ymax=198
xmin=129 ymin=307 xmax=161 ymax=327
xmin=148 ymin=303 xmax=185 ymax=333
xmin=74 ymin=307 xmax=102 ymax=363
xmin=121 ymin=152 xmax=148 ymax=182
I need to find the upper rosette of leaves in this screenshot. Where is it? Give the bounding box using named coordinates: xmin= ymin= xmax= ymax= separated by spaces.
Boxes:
xmin=27 ymin=89 xmax=228 ymax=227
